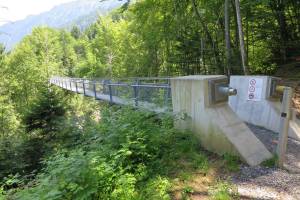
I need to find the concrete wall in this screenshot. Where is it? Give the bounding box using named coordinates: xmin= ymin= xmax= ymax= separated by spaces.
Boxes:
xmin=229 ymin=76 xmax=300 ymax=140
xmin=171 ymin=76 xmax=272 ymax=166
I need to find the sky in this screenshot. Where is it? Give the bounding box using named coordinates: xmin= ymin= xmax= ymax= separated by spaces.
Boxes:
xmin=0 ymin=0 xmax=75 ymax=25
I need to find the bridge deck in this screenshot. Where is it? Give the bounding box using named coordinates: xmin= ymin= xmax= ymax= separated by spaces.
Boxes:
xmin=50 ymin=77 xmax=172 ymax=113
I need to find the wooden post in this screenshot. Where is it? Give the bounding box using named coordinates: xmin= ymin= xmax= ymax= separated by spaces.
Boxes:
xmin=277 ymin=87 xmax=293 ymax=168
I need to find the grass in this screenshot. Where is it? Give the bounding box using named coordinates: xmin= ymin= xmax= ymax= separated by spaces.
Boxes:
xmin=223 ymin=154 xmax=241 ymax=172
xmin=209 ymin=181 xmax=239 ymax=200
xmin=261 ymin=155 xmax=278 ymax=167
xmin=170 ymin=155 xmax=240 ymax=200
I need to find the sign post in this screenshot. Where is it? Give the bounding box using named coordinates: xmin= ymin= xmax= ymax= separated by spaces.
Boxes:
xmin=277 ymin=87 xmax=293 ymax=168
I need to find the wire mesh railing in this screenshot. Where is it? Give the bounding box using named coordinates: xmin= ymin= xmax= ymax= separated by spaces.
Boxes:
xmin=50 ymin=76 xmax=172 ymax=113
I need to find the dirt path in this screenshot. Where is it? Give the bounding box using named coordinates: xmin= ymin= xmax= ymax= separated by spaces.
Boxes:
xmin=232 ymin=124 xmax=300 ymax=200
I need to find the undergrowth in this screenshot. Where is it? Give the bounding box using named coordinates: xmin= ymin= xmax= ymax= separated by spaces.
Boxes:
xmin=1 ymin=100 xmax=238 ymax=199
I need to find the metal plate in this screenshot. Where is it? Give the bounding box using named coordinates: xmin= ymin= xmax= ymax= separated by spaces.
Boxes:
xmin=208 ymin=78 xmax=229 ymax=105
xmin=268 ymin=77 xmax=282 ymax=99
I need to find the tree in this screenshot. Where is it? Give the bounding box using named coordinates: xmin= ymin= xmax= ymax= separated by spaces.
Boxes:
xmin=59 ymin=30 xmax=77 ymax=77
xmin=70 ymin=25 xmax=81 ymax=39
xmin=235 ymin=0 xmax=249 ymax=75
xmin=24 ymin=88 xmax=66 ymax=136
xmin=0 ymin=96 xmax=20 ymax=137
xmin=225 ymin=0 xmax=231 ymax=75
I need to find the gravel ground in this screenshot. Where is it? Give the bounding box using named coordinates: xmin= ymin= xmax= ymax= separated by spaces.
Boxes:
xmin=232 ymin=124 xmax=300 ymax=200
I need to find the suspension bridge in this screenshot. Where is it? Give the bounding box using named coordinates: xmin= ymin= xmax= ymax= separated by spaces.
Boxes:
xmin=50 ymin=76 xmax=172 ymax=113
xmin=50 ymin=75 xmax=300 ymax=169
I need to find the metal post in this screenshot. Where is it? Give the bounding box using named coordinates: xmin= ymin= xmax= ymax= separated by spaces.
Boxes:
xmin=69 ymin=81 xmax=72 ymax=91
xmin=133 ymin=79 xmax=140 ymax=106
xmin=277 ymin=87 xmax=293 ymax=168
xmin=83 ymin=80 xmax=86 ymax=96
xmin=165 ymin=87 xmax=170 ymax=108
xmin=165 ymin=79 xmax=171 ymax=107
xmin=108 ymin=80 xmax=113 ymax=103
xmin=75 ymin=81 xmax=78 ymax=93
xmin=93 ymin=81 xmax=97 ymax=99
xmin=116 ymin=81 xmax=120 ymax=97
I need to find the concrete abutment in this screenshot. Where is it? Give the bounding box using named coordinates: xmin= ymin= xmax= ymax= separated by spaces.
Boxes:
xmin=171 ymin=75 xmax=272 ymax=166
xmin=229 ymin=76 xmax=300 ymax=141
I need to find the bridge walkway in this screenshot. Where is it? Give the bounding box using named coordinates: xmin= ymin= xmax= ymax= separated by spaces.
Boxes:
xmin=50 ymin=77 xmax=172 ymax=113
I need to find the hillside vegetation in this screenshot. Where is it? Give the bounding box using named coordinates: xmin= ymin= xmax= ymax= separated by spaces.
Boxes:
xmin=0 ymin=0 xmax=299 ymax=199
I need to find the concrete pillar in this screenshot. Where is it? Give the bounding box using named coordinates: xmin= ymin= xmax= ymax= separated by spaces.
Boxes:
xmin=171 ymin=75 xmax=272 ymax=166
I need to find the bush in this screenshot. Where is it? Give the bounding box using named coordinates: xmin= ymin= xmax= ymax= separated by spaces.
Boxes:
xmin=8 ymin=106 xmax=208 ymax=200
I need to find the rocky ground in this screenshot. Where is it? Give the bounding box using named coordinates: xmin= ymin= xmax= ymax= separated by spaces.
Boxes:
xmin=231 ymin=124 xmax=300 ymax=200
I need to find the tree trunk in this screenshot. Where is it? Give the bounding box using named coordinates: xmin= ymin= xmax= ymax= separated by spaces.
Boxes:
xmin=269 ymin=0 xmax=289 ymax=64
xmin=225 ymin=0 xmax=231 ymax=76
xmin=278 ymin=0 xmax=288 ymax=63
xmin=235 ymin=0 xmax=249 ymax=75
xmin=231 ymin=0 xmax=239 ymax=48
xmin=191 ymin=0 xmax=222 ymax=71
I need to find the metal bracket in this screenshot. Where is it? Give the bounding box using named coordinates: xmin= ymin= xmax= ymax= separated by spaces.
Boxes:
xmin=208 ymin=78 xmax=237 ymax=105
xmin=268 ymin=77 xmax=282 ymax=99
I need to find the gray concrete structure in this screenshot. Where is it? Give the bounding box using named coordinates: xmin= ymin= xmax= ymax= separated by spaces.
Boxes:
xmin=229 ymin=76 xmax=300 ymax=140
xmin=171 ymin=75 xmax=272 ymax=166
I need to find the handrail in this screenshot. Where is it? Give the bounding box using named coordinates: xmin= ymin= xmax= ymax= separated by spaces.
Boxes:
xmin=49 ymin=76 xmax=172 ymax=113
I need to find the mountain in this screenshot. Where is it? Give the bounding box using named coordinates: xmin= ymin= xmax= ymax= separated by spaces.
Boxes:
xmin=0 ymin=0 xmax=125 ymax=50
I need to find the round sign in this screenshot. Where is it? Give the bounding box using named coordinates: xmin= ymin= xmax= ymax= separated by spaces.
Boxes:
xmin=249 ymin=93 xmax=255 ymax=99
xmin=250 ymin=79 xmax=256 ymax=85
xmin=249 ymin=86 xmax=255 ymax=92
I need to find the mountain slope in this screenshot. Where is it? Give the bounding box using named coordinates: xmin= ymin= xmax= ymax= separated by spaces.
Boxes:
xmin=0 ymin=0 xmax=125 ymax=50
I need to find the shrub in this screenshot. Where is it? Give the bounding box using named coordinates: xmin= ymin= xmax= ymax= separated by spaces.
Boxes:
xmin=8 ymin=105 xmax=208 ymax=200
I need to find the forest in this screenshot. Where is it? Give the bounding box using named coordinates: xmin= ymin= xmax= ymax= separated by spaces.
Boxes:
xmin=0 ymin=0 xmax=299 ymax=199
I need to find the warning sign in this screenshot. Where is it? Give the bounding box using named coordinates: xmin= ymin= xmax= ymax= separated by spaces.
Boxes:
xmin=247 ymin=78 xmax=263 ymax=101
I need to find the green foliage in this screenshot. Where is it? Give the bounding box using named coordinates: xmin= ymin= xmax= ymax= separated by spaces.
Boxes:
xmin=223 ymin=154 xmax=241 ymax=172
xmin=138 ymin=177 xmax=171 ymax=200
xmin=209 ymin=181 xmax=238 ymax=200
xmin=261 ymin=155 xmax=278 ymax=168
xmin=0 ymin=96 xmax=21 ymax=137
xmin=0 ymin=0 xmax=299 ymax=199
xmin=181 ymin=185 xmax=194 ymax=200
xmin=4 ymin=106 xmax=207 ymax=199
xmin=0 ymin=135 xmax=48 ymax=180
xmin=24 ymin=87 xmax=66 ymax=136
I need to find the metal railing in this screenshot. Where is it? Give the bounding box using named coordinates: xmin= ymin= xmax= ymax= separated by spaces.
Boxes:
xmin=50 ymin=76 xmax=172 ymax=113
